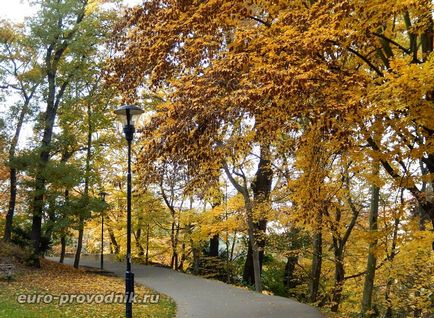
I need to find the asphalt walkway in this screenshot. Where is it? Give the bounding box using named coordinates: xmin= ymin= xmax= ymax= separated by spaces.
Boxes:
xmin=54 ymin=256 xmax=324 ymax=318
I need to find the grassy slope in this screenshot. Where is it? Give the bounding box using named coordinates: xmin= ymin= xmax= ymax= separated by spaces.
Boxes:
xmin=0 ymin=242 xmax=176 ymax=318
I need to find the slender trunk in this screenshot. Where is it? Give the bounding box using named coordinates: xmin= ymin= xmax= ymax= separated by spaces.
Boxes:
xmin=244 ymin=194 xmax=262 ymax=292
xmin=136 ymin=209 xmax=144 ymax=258
xmin=223 ymin=156 xmax=266 ymax=292
xmin=30 ymin=2 xmax=86 ymax=265
xmin=179 ymin=241 xmax=186 ymax=271
xmin=191 ymin=242 xmax=200 ymax=275
xmin=420 ymin=155 xmax=434 ymax=251
xmin=172 ymin=253 xmax=179 ymax=270
xmin=209 ymin=197 xmax=221 ymax=257
xmin=225 ymin=233 xmax=230 ymax=282
xmin=174 ymin=223 xmax=180 ymax=270
xmin=418 ymin=161 xmax=428 ymax=230
xmin=361 ymin=162 xmax=380 ymax=317
xmin=45 ymin=197 xmax=56 ymax=242
xmin=385 ymin=217 xmax=400 ymax=318
xmin=59 ymin=188 xmax=70 ymax=264
xmin=145 ymin=224 xmax=149 ymax=265
xmin=283 ymin=255 xmax=298 ymax=289
xmin=331 ymin=247 xmax=344 ymax=312
xmin=135 ymin=228 xmax=145 ymax=257
xmin=31 ymin=73 xmax=61 ymax=265
xmin=420 ymin=10 xmax=434 ymax=248
xmin=230 ymin=231 xmax=236 ymax=262
xmin=243 ymin=145 xmax=272 ymax=286
xmin=170 ymin=219 xmax=176 ymax=269
xmin=170 ymin=219 xmax=180 ymax=270
xmin=209 ymin=234 xmax=219 ymax=257
xmin=160 ymin=181 xmax=181 ymax=270
xmin=190 ymin=222 xmax=200 ymax=274
xmin=309 ymin=215 xmax=323 ymax=303
xmin=59 ymin=235 xmax=66 ymax=263
xmin=73 ymin=218 xmax=84 ymax=268
xmin=73 ymin=103 xmax=92 ymax=268
xmin=3 ymin=168 xmax=17 ymax=241
xmin=242 ymin=219 xmax=267 ymax=285
xmin=329 ymin=188 xmax=360 ymax=312
xmin=4 ymin=94 xmax=33 ymax=242
xmin=225 ymin=189 xmax=231 ymax=282
xmin=420 ymin=7 xmax=433 ymax=62
xmin=179 ymin=221 xmax=192 ymax=272
xmin=108 ymin=227 xmax=120 ymax=254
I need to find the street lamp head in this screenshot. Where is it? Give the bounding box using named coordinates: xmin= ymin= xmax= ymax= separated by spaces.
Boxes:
xmin=114 ymin=105 xmax=144 ymax=127
xmin=98 ymin=191 xmax=109 ymax=202
xmin=114 ymin=105 xmax=144 ymax=142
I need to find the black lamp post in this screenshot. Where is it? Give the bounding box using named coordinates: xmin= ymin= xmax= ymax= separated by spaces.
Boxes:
xmin=98 ymin=191 xmax=108 ymax=270
xmin=114 ymin=105 xmax=144 ymax=318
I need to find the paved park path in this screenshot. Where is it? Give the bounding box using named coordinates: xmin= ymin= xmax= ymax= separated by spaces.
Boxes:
xmin=53 ymin=255 xmax=324 ymax=318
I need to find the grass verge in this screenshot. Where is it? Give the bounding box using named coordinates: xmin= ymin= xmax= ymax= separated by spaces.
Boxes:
xmin=0 ymin=257 xmax=175 ymax=318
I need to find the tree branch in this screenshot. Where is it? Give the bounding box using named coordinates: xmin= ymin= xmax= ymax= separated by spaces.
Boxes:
xmin=371 ymin=32 xmax=414 ymax=57
xmin=367 ymin=136 xmax=421 ymax=200
xmin=329 ymin=40 xmax=384 ymax=77
xmin=222 ymin=160 xmax=247 ymax=195
xmin=344 ymin=252 xmax=400 ymax=280
xmin=248 ymin=16 xmax=271 ymax=27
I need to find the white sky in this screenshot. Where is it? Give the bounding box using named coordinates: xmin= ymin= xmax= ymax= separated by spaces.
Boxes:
xmin=0 ymin=0 xmax=36 ymax=22
xmin=0 ymin=0 xmax=141 ymax=22
xmin=0 ymin=0 xmax=142 ymax=148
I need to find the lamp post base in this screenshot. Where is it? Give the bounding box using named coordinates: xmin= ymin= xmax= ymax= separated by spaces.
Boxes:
xmin=126 ymin=271 xmax=135 ymax=317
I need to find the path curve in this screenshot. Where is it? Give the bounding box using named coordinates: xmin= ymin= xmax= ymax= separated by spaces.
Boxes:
xmin=54 ymin=256 xmax=324 ymax=318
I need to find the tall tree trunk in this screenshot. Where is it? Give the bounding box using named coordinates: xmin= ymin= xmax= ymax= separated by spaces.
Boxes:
xmin=108 ymin=227 xmax=120 ymax=254
xmin=417 ymin=153 xmax=434 ymax=251
xmin=244 ymin=194 xmax=263 ymax=292
xmin=135 ymin=208 xmax=145 ymax=258
xmin=170 ymin=219 xmax=177 ymax=269
xmin=230 ymin=231 xmax=236 ymax=262
xmin=361 ymin=162 xmax=380 ymax=317
xmin=191 ymin=242 xmax=200 ymax=275
xmin=31 ymin=72 xmax=61 ymax=264
xmin=58 ymin=187 xmax=70 ymax=264
xmin=170 ymin=218 xmax=180 ymax=270
xmin=209 ymin=234 xmax=219 ymax=257
xmin=223 ymin=155 xmax=267 ymax=293
xmin=160 ymin=179 xmax=182 ymax=270
xmin=283 ymin=255 xmax=298 ymax=289
xmin=73 ymin=103 xmax=92 ymax=268
xmin=59 ymin=234 xmax=66 ymax=263
xmin=179 ymin=241 xmax=186 ymax=271
xmin=385 ymin=216 xmax=400 ymax=318
xmin=3 ymin=168 xmax=17 ymax=242
xmin=174 ymin=223 xmax=180 ymax=270
xmin=209 ymin=196 xmax=222 ymax=257
xmin=243 ymin=145 xmax=272 ymax=286
xmin=145 ymin=224 xmax=149 ymax=265
xmin=242 ymin=220 xmax=267 ymax=285
xmin=30 ymin=0 xmax=87 ymax=267
xmin=329 ymin=206 xmax=359 ymax=311
xmin=309 ymin=212 xmax=323 ymax=303
xmin=45 ymin=197 xmax=56 ymax=242
xmin=4 ymin=89 xmax=35 ymax=241
xmin=331 ymin=245 xmax=344 ymax=312
xmin=135 ymin=228 xmax=145 ymax=258
xmin=418 ymin=161 xmax=429 ymax=230
xmin=73 ymin=218 xmax=84 ymax=268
